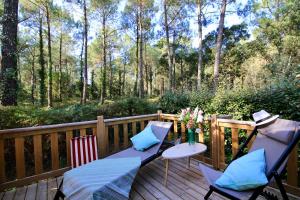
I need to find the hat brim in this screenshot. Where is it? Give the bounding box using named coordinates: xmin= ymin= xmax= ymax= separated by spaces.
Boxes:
xmin=255 ymin=115 xmax=279 ymax=126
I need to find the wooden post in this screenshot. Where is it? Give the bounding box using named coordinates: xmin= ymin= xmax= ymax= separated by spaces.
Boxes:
xmin=287 ymin=146 xmax=298 ymax=186
xmin=97 ymin=116 xmax=107 ymax=158
xmin=157 ymin=110 xmax=162 ymax=121
xmin=15 ymin=137 xmax=25 ymax=179
xmin=33 ymin=135 xmax=43 ymax=174
xmin=231 ymin=128 xmax=239 ymax=157
xmin=219 ymin=126 xmax=225 ymax=169
xmin=211 ymin=115 xmax=219 ymax=169
xmin=51 ymin=133 xmax=59 ymax=170
xmin=0 ymin=139 xmax=5 ymax=183
xmin=160 ymin=78 xmax=164 ymax=97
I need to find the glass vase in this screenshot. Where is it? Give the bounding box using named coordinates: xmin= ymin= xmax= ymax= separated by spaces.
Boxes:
xmin=187 ymin=128 xmax=196 ymax=145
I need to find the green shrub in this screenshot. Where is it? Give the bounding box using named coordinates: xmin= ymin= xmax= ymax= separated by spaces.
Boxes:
xmin=159 ymin=91 xmax=190 ymax=114
xmin=0 ymin=97 xmax=158 ymax=129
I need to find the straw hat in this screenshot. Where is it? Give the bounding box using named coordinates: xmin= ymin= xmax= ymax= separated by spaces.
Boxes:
xmin=252 ymin=110 xmax=279 ymax=126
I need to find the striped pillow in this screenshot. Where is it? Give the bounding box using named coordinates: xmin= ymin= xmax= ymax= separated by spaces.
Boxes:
xmin=70 ymin=135 xmax=98 ymax=168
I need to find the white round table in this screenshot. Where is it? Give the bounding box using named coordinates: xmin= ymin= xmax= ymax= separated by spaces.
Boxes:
xmin=162 ymin=142 xmax=207 ymax=186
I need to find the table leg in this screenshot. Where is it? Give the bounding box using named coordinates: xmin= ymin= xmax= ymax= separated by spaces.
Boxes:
xmin=164 ymin=159 xmax=169 ymax=186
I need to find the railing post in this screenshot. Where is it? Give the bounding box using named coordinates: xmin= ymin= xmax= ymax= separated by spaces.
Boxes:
xmin=157 ymin=110 xmax=162 ymax=121
xmin=0 ymin=138 xmax=5 ymax=184
xmin=211 ymin=115 xmax=219 ymax=169
xmin=97 ymin=116 xmax=107 ymax=158
xmin=287 ymin=146 xmax=298 ymax=186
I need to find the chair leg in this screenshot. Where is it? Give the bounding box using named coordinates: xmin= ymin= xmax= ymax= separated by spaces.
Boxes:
xmin=274 ymin=172 xmax=289 ymax=200
xmin=204 ymin=187 xmax=213 ymax=200
xmin=54 ymin=179 xmax=64 ymax=200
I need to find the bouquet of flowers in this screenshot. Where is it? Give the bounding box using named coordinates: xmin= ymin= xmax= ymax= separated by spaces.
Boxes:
xmin=179 ymin=107 xmax=204 ymax=131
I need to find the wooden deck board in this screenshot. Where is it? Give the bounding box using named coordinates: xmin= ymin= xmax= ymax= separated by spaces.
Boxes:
xmin=1 ymin=158 xmax=299 ymax=200
xmin=2 ymin=189 xmax=15 ymax=200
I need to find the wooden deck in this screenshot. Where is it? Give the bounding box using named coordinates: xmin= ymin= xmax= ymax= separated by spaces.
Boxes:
xmin=0 ymin=158 xmax=299 ymax=200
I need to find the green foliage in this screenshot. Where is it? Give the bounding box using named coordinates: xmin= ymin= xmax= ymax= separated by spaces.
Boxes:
xmin=0 ymin=97 xmax=158 ymax=129
xmin=160 ymin=80 xmax=300 ymax=121
xmin=159 ymin=91 xmax=190 ymax=114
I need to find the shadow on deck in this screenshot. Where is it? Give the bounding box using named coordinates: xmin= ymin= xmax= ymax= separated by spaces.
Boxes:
xmin=0 ymin=158 xmax=299 ymax=200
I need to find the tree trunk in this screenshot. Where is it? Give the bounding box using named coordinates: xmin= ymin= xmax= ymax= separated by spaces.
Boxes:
xmin=197 ymin=0 xmax=203 ymax=90
xmin=134 ymin=11 xmax=139 ymax=96
xmin=122 ymin=64 xmax=126 ymax=95
xmin=163 ymin=0 xmax=173 ymax=92
xmin=144 ymin=43 xmax=148 ymax=95
xmin=109 ymin=52 xmax=113 ymax=99
xmin=138 ymin=1 xmax=144 ymax=98
xmin=38 ymin=10 xmax=46 ymax=106
xmin=180 ymin=58 xmax=184 ymax=93
xmin=100 ymin=15 xmax=107 ymax=104
xmin=82 ymin=0 xmax=88 ymax=104
xmin=58 ymin=27 xmax=63 ymax=101
xmin=79 ymin=33 xmax=84 ymax=104
xmin=46 ymin=3 xmax=53 ymax=108
xmin=31 ymin=49 xmax=36 ymax=105
xmin=172 ymin=31 xmax=176 ymax=90
xmin=118 ymin=68 xmax=122 ymax=96
xmin=0 ymin=0 xmax=19 ymax=106
xmin=213 ymin=0 xmax=227 ymax=91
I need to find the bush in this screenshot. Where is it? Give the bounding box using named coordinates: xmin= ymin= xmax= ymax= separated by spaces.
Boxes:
xmin=159 ymin=81 xmax=299 ymax=121
xmin=0 ymin=97 xmax=158 ymax=129
xmin=159 ymin=91 xmax=190 ymax=114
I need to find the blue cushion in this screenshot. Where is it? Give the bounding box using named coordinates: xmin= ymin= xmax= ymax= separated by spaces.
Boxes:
xmin=130 ymin=126 xmax=160 ymax=151
xmin=215 ymin=149 xmax=268 ymax=191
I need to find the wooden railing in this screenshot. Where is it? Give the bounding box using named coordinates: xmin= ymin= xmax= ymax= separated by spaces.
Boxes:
xmin=0 ymin=112 xmax=299 ymax=196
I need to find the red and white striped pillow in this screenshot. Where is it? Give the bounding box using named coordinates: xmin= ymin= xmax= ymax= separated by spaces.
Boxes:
xmin=70 ymin=135 xmax=98 ymax=168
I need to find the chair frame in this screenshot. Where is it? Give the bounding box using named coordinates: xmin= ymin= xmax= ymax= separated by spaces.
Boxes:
xmin=204 ymin=126 xmax=300 ymax=200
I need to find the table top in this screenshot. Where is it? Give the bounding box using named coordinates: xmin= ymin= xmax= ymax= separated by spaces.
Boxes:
xmin=162 ymin=143 xmax=207 ymax=159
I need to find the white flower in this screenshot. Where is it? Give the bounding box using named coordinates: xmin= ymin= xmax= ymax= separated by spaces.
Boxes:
xmin=193 ymin=107 xmax=199 ymax=120
xmin=196 ymin=110 xmax=204 ymax=123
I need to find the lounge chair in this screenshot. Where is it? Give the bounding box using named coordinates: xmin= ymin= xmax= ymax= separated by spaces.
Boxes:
xmin=54 ymin=120 xmax=173 ymax=199
xmin=107 ymin=121 xmax=173 ymax=166
xmin=199 ymin=118 xmax=300 ymax=200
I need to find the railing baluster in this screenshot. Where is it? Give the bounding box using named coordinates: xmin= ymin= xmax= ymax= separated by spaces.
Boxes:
xmin=92 ymin=128 xmax=96 ymax=136
xmin=66 ymin=131 xmax=72 ymax=166
xmin=231 ymin=128 xmax=239 ymax=157
xmin=140 ymin=121 xmax=145 ymax=130
xmin=0 ymin=138 xmax=5 ymax=183
xmin=113 ymin=125 xmax=119 ymax=152
xmin=211 ymin=115 xmax=219 ymax=169
xmin=80 ymin=129 xmax=86 ymax=137
xmin=123 ymin=124 xmax=128 ymax=148
xmin=51 ymin=133 xmax=59 ymax=170
xmin=33 ymin=135 xmax=43 ymax=174
xmin=15 ymin=137 xmax=25 ymax=179
xmin=174 ymin=120 xmax=178 ymax=140
xmin=181 ymin=122 xmax=186 ymax=142
xmin=132 ymin=122 xmax=137 ymax=135
xmin=246 ymin=129 xmax=255 ymax=149
xmin=219 ymin=126 xmax=225 ymax=169
xmin=287 ymin=146 xmax=298 ymax=186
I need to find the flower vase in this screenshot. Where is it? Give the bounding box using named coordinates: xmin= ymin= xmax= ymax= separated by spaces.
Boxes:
xmin=187 ymin=128 xmax=196 ymax=145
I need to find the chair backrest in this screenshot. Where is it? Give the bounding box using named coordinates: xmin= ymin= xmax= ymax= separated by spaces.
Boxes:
xmin=70 ymin=135 xmax=98 ymax=168
xmin=249 ymin=119 xmax=299 ymax=176
xmin=145 ymin=121 xmax=173 ymax=154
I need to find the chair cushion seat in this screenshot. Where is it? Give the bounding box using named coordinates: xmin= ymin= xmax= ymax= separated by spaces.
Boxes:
xmin=107 ymin=147 xmax=154 ymax=163
xmin=215 ymin=149 xmax=268 ymax=191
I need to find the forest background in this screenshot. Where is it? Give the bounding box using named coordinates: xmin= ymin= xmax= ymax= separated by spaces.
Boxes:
xmin=0 ymin=0 xmax=299 ymax=129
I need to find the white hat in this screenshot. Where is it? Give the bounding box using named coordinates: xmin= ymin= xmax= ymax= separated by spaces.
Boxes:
xmin=252 ymin=110 xmax=279 ymax=126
